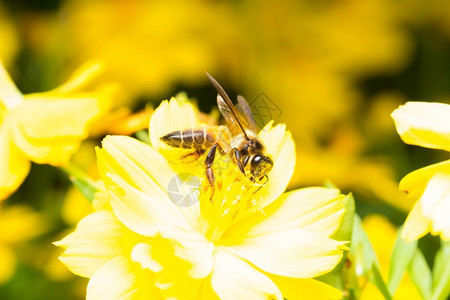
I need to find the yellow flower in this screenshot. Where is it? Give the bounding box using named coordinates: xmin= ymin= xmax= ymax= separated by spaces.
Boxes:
xmin=391 ymin=101 xmax=450 ymax=241
xmin=0 ymin=204 xmax=47 ymax=284
xmin=59 ymin=0 xmax=232 ymax=103
xmin=0 ymin=5 xmax=19 ymax=68
xmin=56 ymin=97 xmax=348 ymax=299
xmin=0 ymin=60 xmax=112 ymax=200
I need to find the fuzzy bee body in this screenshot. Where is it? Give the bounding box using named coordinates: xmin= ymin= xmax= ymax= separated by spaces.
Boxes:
xmin=161 ymin=127 xmax=220 ymax=150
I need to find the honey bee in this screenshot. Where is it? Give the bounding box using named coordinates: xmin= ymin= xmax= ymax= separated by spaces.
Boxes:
xmin=160 ymin=72 xmax=273 ymax=191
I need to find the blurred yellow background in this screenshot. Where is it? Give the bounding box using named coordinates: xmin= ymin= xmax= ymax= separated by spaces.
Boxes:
xmin=1 ymin=0 xmax=449 ymax=299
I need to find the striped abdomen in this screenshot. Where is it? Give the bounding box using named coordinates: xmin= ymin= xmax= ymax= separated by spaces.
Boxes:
xmin=160 ymin=128 xmax=218 ymax=150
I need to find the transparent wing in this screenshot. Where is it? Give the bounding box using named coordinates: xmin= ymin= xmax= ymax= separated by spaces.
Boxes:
xmin=236 ymin=95 xmax=257 ymax=132
xmin=217 ymin=95 xmax=242 ymax=136
xmin=207 ymin=72 xmax=249 ymax=140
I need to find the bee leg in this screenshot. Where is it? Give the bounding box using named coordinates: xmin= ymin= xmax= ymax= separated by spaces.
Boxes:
xmin=230 ymin=148 xmax=245 ymax=175
xmin=205 ymin=144 xmax=219 ymax=196
xmin=180 ymin=149 xmax=205 ymax=163
xmin=253 ymin=175 xmax=269 ymax=194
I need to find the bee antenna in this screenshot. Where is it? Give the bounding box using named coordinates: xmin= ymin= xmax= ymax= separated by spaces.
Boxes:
xmin=205 ymin=72 xmax=250 ymax=140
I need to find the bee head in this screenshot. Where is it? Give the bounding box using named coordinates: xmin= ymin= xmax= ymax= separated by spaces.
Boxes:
xmin=249 ymin=154 xmax=273 ymax=183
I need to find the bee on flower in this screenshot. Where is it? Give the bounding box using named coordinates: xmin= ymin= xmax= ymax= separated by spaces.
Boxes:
xmin=56 ymin=84 xmax=349 ymax=299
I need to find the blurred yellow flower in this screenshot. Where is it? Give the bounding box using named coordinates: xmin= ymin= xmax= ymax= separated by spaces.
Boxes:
xmin=90 ymin=106 xmax=153 ymax=137
xmin=360 ymin=215 xmax=421 ymax=300
xmin=59 ymin=0 xmax=232 ymax=103
xmin=0 ymin=60 xmax=112 ymax=201
xmin=0 ymin=5 xmax=19 ymax=67
xmin=0 ymin=204 xmax=47 ymax=284
xmin=392 ymin=101 xmax=450 ymax=241
xmin=56 ymin=97 xmax=348 ymax=299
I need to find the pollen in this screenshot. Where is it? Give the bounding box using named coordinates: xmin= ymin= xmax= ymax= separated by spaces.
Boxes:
xmin=198 ymin=155 xmax=264 ymax=243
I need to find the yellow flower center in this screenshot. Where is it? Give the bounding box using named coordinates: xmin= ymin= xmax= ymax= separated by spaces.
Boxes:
xmin=197 ymin=156 xmax=265 ymax=243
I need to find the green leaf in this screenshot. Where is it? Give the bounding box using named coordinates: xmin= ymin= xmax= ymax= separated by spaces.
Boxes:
xmin=318 ymin=194 xmax=355 ymax=292
xmin=69 ymin=175 xmax=97 ymax=203
xmin=332 ymin=193 xmax=355 ymax=242
xmin=370 ymin=264 xmax=393 ymax=300
xmin=408 ymin=249 xmax=432 ymax=299
xmin=350 ymin=214 xmax=378 ymax=275
xmin=387 ymin=228 xmax=418 ymax=294
xmin=135 ymin=130 xmax=150 ymax=144
xmin=431 ymin=241 xmax=450 ymax=300
xmin=350 ymin=214 xmax=392 ymax=300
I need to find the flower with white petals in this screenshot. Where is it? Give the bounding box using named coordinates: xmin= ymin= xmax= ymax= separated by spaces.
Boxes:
xmin=392 ymin=101 xmax=450 ymax=241
xmin=56 ymin=96 xmax=348 ymax=299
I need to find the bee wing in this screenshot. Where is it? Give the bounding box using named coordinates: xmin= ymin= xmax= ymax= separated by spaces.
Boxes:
xmin=207 ymin=72 xmax=250 ymax=140
xmin=236 ymin=95 xmax=257 ymax=132
xmin=217 ymin=95 xmax=243 ymax=136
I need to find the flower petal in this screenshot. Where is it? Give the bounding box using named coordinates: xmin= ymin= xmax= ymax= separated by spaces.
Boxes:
xmin=131 ymin=241 xmax=203 ymax=299
xmin=87 ymin=254 xmax=158 ymax=300
xmin=258 ymin=121 xmax=296 ymax=207
xmin=49 ymin=61 xmax=103 ymax=94
xmin=419 ymin=172 xmax=450 ymax=240
xmin=9 ymin=96 xmax=101 ymax=165
xmin=192 ymin=279 xmax=221 ymax=300
xmin=0 ymin=61 xmax=22 ymax=110
xmin=97 ymin=152 xmax=214 ymax=278
xmin=222 ymin=187 xmax=345 ymax=244
xmin=55 ymin=210 xmax=140 ymax=278
xmin=391 ymin=102 xmax=450 ymax=151
xmin=399 ymin=160 xmax=450 ymax=199
xmin=149 ymin=95 xmax=202 ymax=153
xmin=402 ymin=200 xmax=430 ymax=242
xmin=97 ymin=135 xmax=200 ymax=229
xmin=104 ymin=172 xmax=192 ymax=234
xmin=210 ymin=246 xmax=283 ymax=300
xmin=105 ymin=174 xmax=214 ymax=278
xmin=269 ymin=275 xmax=343 ymax=300
xmin=227 ymin=228 xmax=345 ymax=278
xmin=0 ymin=125 xmax=30 ymax=200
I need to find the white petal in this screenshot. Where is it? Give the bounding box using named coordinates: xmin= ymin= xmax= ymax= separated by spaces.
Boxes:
xmin=391 ymin=102 xmax=450 ymax=151
xmin=258 ymin=122 xmax=296 ymax=207
xmin=98 ymin=135 xmax=200 ymax=229
xmin=211 ymin=246 xmax=283 ymax=300
xmin=0 ymin=61 xmax=22 ymax=110
xmin=149 ymin=96 xmax=201 ymax=152
xmin=102 ymin=173 xmax=214 ymax=278
xmin=105 ymin=172 xmax=193 ymax=235
xmin=402 ymin=199 xmax=430 ymax=242
xmin=227 ymin=228 xmax=345 ymax=278
xmin=246 ymin=187 xmax=345 ymax=238
xmin=87 ymin=255 xmax=157 ymax=300
xmin=419 ymin=172 xmax=450 ymax=240
xmin=54 ymin=211 xmax=138 ymax=278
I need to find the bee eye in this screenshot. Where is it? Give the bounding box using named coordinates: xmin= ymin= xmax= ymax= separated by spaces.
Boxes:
xmin=250 ymin=155 xmax=262 ymax=169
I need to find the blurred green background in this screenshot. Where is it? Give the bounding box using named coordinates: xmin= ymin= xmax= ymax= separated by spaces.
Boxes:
xmin=1 ymin=0 xmax=450 ymax=299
